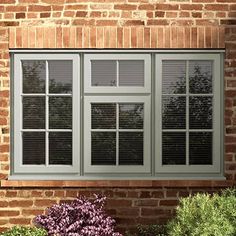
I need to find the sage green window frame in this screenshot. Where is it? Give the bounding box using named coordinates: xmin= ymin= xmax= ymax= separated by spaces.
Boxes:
xmin=10 ymin=50 xmax=224 ymax=179
xmin=155 ymin=53 xmax=223 ymax=175
xmin=84 ymin=96 xmax=151 ymax=174
xmin=13 ymin=54 xmax=80 ymax=174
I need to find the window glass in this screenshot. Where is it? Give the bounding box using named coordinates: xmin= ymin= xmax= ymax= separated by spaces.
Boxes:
xmin=91 ymin=60 xmax=117 ymax=86
xmin=119 ymin=60 xmax=144 ymax=86
xmin=49 ymin=60 xmax=72 ymax=94
xmin=22 ymin=60 xmax=46 ymax=94
xmin=161 ymin=59 xmax=214 ymax=167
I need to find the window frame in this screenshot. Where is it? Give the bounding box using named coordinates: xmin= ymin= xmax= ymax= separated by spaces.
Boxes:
xmin=155 ymin=53 xmax=222 ymax=174
xmin=84 ymin=96 xmax=151 ymax=174
xmin=13 ymin=53 xmax=80 ymax=174
xmin=84 ymin=54 xmax=151 ymax=94
xmin=10 ymin=50 xmax=224 ymax=179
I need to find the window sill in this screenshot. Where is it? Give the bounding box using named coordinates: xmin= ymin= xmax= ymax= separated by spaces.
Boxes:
xmin=0 ymin=180 xmax=234 ymax=188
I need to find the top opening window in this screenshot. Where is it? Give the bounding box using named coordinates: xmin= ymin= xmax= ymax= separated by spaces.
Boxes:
xmin=84 ymin=54 xmax=151 ymax=93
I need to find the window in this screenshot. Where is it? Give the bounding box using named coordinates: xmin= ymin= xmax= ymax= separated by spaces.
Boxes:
xmin=155 ymin=54 xmax=222 ymax=175
xmin=13 ymin=54 xmax=80 ymax=174
xmin=12 ymin=51 xmax=223 ymax=179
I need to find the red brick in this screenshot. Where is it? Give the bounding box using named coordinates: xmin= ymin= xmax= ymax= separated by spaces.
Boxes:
xmin=155 ymin=11 xmax=165 ymax=17
xmin=192 ymin=0 xmax=215 ymax=2
xmin=205 ymin=4 xmax=229 ymax=11
xmin=40 ymin=12 xmax=50 ymax=18
xmin=0 ymin=91 xmax=8 ymax=97
xmin=106 ymin=199 xmax=132 ymax=207
xmin=76 ymin=11 xmax=88 ymax=17
xmin=9 ymin=218 xmax=31 ymax=224
xmin=141 ymin=208 xmax=171 ymax=216
xmin=0 ymin=219 xmax=8 ymax=225
xmin=159 ymin=200 xmax=179 ymax=206
xmin=0 ymin=118 xmax=7 ymax=125
xmin=114 ymin=4 xmax=137 ymax=10
xmin=41 ymin=0 xmax=65 ymax=3
xmin=180 ymin=4 xmax=203 ymax=10
xmin=179 ymin=11 xmax=190 ymax=18
xmin=0 ymin=210 xmax=20 ymax=217
xmin=28 ymin=5 xmax=51 ymax=12
xmin=19 ymin=0 xmax=38 ymax=2
xmin=147 ymin=19 xmax=169 ymax=25
xmin=138 ymin=4 xmax=155 ymax=10
xmin=96 ymin=20 xmax=118 ymax=26
xmin=34 ymin=199 xmax=57 ymax=207
xmin=72 ymin=19 xmax=95 ymax=26
xmin=22 ymin=209 xmax=44 ymax=215
xmin=0 ymin=201 xmax=8 ymax=207
xmin=192 ymin=12 xmax=202 ymax=18
xmin=156 ymin=4 xmax=179 ymax=11
xmin=116 ymin=208 xmax=140 ymax=216
xmin=5 ymin=6 xmax=26 ymax=12
xmin=0 ymin=145 xmax=9 ymax=153
xmin=15 ymin=13 xmax=25 ymax=19
xmin=0 ymin=0 xmax=15 ymax=3
xmin=196 ymin=19 xmax=219 ymax=26
xmin=31 ymin=190 xmax=42 ymax=197
xmin=135 ymin=199 xmax=158 ymax=207
xmin=65 ymin=4 xmax=87 ymax=10
xmin=230 ymin=4 xmax=236 ymax=10
xmin=225 ymin=136 xmax=236 ymax=143
xmin=9 ymin=200 xmax=33 ymax=208
xmin=221 ymin=20 xmax=236 ymax=25
xmin=226 ymin=127 xmax=236 ymax=134
xmin=123 ymin=20 xmax=144 ymax=26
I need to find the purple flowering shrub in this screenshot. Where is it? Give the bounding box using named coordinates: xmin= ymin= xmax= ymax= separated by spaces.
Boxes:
xmin=34 ymin=195 xmax=123 ymax=236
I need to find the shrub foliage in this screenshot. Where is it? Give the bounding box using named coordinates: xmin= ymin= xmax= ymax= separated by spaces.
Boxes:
xmin=125 ymin=224 xmax=167 ymax=236
xmin=34 ymin=194 xmax=122 ymax=236
xmin=0 ymin=226 xmax=47 ymax=236
xmin=167 ymin=188 xmax=236 ymax=236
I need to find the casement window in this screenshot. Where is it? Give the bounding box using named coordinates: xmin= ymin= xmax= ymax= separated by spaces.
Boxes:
xmin=13 ymin=54 xmax=80 ymax=174
xmin=155 ymin=54 xmax=222 ymax=176
xmin=11 ymin=51 xmax=223 ymax=179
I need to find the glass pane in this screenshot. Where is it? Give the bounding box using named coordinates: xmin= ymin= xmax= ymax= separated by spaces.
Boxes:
xmin=49 ymin=97 xmax=72 ymax=129
xmin=49 ymin=60 xmax=72 ymax=94
xmin=162 ymin=60 xmax=186 ymax=94
xmin=23 ymin=97 xmax=45 ymax=129
xmin=119 ymin=132 xmax=143 ymax=165
xmin=22 ymin=60 xmax=46 ymax=94
xmin=119 ymin=104 xmax=143 ymax=129
xmin=189 ymin=132 xmax=212 ymax=165
xmin=189 ymin=96 xmax=212 ymax=129
xmin=49 ymin=132 xmax=72 ymax=165
xmin=162 ymin=96 xmax=186 ymax=129
xmin=189 ymin=60 xmax=212 ymax=94
xmin=91 ymin=132 xmax=116 ymax=165
xmin=119 ymin=60 xmax=144 ymax=86
xmin=23 ymin=132 xmax=45 ymax=165
xmin=162 ymin=132 xmax=186 ymax=165
xmin=91 ymin=60 xmax=117 ymax=86
xmin=91 ymin=103 xmax=116 ymax=129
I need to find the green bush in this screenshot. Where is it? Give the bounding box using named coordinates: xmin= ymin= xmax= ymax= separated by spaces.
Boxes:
xmin=125 ymin=224 xmax=167 ymax=236
xmin=0 ymin=226 xmax=47 ymax=236
xmin=167 ymin=188 xmax=236 ymax=236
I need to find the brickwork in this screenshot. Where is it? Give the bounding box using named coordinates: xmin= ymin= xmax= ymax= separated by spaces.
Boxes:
xmin=0 ymin=0 xmax=235 ymax=233
xmin=0 ymin=186 xmax=229 ymax=233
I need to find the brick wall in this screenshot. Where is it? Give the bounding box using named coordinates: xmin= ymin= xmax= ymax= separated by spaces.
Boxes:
xmin=0 ymin=0 xmax=236 ymax=233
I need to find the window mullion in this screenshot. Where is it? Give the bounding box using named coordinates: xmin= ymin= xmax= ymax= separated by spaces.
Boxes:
xmin=116 ymin=103 xmax=119 ymax=166
xmin=186 ymin=60 xmax=189 ymax=166
xmin=45 ymin=60 xmax=49 ymax=167
xmin=116 ymin=60 xmax=119 ymax=87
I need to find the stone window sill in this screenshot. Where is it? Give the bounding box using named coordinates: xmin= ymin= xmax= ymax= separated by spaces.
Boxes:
xmin=0 ymin=180 xmax=234 ymax=188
